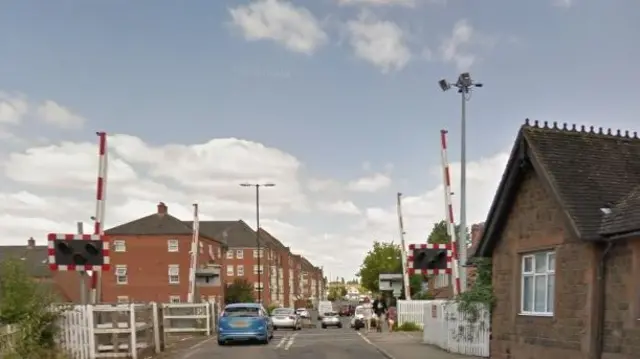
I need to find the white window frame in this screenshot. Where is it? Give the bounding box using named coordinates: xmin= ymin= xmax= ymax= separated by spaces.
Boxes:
xmin=253 ymin=264 xmax=264 ymax=274
xmin=168 ymin=265 xmax=180 ymax=284
xmin=113 ymin=239 xmax=126 ymax=252
xmin=168 ymin=239 xmax=179 ymax=252
xmin=169 ymin=295 xmax=181 ymax=304
xmin=117 ymin=296 xmax=129 ymax=303
xmin=115 ymin=265 xmax=128 ymax=285
xmin=236 ymin=249 xmax=244 ymax=259
xmin=217 ymin=247 xmax=222 ymax=259
xmin=254 ymin=282 xmax=263 ymax=291
xmin=226 ymin=250 xmax=234 ymax=259
xmin=227 ymin=265 xmax=234 ymax=276
xmin=237 ymin=265 xmax=244 ymax=276
xmin=520 ymin=251 xmax=555 ymax=316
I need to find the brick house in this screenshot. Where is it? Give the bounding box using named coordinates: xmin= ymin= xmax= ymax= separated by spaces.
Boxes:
xmin=426 ymin=223 xmax=484 ymax=298
xmin=258 ymin=228 xmax=289 ymax=306
xmin=290 ymin=254 xmax=302 ymax=304
xmin=474 ymin=120 xmax=640 ymax=359
xmin=104 ymin=202 xmax=226 ymax=304
xmin=215 ymin=220 xmax=274 ymax=305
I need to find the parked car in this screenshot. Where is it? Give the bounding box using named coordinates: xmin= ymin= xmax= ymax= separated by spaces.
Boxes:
xmin=321 ymin=311 xmax=342 ymax=329
xmin=296 ymin=307 xmax=310 ymax=319
xmin=271 ymin=308 xmax=301 ymax=330
xmin=339 ymin=305 xmax=352 ymax=317
xmin=217 ymin=303 xmax=274 ymax=345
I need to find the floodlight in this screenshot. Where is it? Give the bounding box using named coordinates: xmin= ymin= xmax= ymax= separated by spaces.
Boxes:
xmin=438 ymin=79 xmax=450 ymax=92
xmin=457 ymin=72 xmax=472 ymax=88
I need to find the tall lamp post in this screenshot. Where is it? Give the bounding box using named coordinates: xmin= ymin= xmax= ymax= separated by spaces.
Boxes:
xmin=240 ymin=182 xmax=276 ymax=304
xmin=438 ymin=72 xmax=483 ymax=293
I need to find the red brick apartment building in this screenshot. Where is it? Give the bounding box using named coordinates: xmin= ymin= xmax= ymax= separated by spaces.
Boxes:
xmin=0 ymin=202 xmax=324 ymax=306
xmin=474 ymin=120 xmax=640 ymax=359
xmin=103 ymin=202 xmax=226 ymax=304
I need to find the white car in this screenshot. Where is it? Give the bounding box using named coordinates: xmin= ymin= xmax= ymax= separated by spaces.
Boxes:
xmin=271 ymin=308 xmax=301 ymax=330
xmin=296 ymin=308 xmax=310 ymax=318
xmin=321 ymin=311 xmax=342 ymax=329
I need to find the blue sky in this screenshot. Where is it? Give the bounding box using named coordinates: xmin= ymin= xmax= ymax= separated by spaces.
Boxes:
xmin=0 ymin=0 xmax=638 ymax=278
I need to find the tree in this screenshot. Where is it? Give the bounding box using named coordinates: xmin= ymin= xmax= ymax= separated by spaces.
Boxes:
xmin=339 ymin=286 xmax=347 ymax=297
xmin=0 ymin=257 xmax=64 ymax=358
xmin=357 ymin=241 xmax=403 ymax=293
xmin=427 ymin=220 xmax=470 ymax=245
xmin=224 ymin=279 xmax=255 ymax=304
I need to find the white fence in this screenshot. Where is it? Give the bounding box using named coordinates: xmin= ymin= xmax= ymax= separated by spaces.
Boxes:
xmin=421 ymin=300 xmax=490 ymax=357
xmin=3 ymin=301 xmax=218 ymax=359
xmin=397 ymin=300 xmax=429 ymax=328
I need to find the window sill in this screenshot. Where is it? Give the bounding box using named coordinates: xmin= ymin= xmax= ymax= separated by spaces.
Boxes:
xmin=518 ymin=312 xmax=553 ymax=317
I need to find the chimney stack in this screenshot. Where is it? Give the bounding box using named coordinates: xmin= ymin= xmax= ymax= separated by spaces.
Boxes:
xmin=157 ymin=202 xmax=168 ymax=215
xmin=27 ymin=237 xmax=35 ymax=248
xmin=470 ymin=223 xmax=485 ymax=246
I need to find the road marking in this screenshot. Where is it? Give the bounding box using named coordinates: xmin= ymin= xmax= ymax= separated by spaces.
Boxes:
xmin=183 ymin=336 xmax=217 ymax=359
xmin=357 ymin=332 xmax=396 ymax=359
xmin=284 ymin=333 xmax=297 ymax=350
xmin=275 ymin=334 xmax=289 ymax=348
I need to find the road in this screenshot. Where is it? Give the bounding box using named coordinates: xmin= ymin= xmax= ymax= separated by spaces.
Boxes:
xmin=176 ymin=316 xmax=393 ymax=359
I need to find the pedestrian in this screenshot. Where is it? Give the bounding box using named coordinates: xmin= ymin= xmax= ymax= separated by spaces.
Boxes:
xmin=387 ymin=303 xmax=397 ymax=332
xmin=372 ymin=294 xmax=388 ymax=332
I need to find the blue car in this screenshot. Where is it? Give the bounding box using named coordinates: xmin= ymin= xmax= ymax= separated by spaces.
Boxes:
xmin=217 ymin=303 xmax=274 ymax=345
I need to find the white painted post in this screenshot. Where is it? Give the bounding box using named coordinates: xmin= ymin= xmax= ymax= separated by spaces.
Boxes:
xmin=86 ymin=305 xmax=97 ymax=359
xmin=129 ymin=304 xmax=138 ymax=359
xmin=205 ymin=302 xmax=211 ymax=336
xmin=151 ymin=302 xmax=161 ymax=353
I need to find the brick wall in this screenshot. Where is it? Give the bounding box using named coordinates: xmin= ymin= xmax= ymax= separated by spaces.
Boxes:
xmin=490 ymin=170 xmax=596 ymax=359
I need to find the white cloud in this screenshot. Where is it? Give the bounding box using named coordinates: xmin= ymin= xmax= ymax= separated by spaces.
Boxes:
xmin=352 ymin=151 xmax=509 ymax=248
xmin=36 ymin=100 xmax=85 ymax=129
xmin=318 ymin=200 xmax=361 ymax=215
xmin=338 ymin=0 xmax=416 ymax=6
xmin=0 ymin=94 xmax=28 ymax=125
xmin=438 ymin=19 xmax=496 ymax=71
xmin=346 ymin=11 xmax=411 ymax=73
xmin=348 ymin=173 xmax=392 ymax=192
xmin=0 ymin=113 xmax=509 ymax=279
xmin=229 ymin=0 xmax=328 ymax=55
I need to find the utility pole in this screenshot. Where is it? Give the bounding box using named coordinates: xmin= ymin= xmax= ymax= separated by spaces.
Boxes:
xmin=77 ymin=222 xmax=88 ymax=305
xmin=438 ymin=73 xmax=483 ymax=292
xmin=396 ymin=192 xmax=411 ymax=300
xmin=240 ymin=182 xmax=275 ymax=304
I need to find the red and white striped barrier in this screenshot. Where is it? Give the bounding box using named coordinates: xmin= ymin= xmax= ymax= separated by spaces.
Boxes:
xmin=440 ymin=129 xmax=462 ymax=295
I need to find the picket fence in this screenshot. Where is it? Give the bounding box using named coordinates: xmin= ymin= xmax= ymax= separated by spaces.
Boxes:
xmin=397 ymin=300 xmax=490 ymax=357
xmin=1 ymin=301 xmax=218 ymax=359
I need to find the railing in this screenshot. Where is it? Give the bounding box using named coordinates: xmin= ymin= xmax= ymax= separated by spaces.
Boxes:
xmin=0 ymin=324 xmax=19 ymax=355
xmin=421 ymin=300 xmax=490 ymax=357
xmin=3 ymin=301 xmax=219 ymax=359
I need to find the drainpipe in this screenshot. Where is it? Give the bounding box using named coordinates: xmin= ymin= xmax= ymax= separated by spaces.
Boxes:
xmin=594 ymin=240 xmax=613 ymax=359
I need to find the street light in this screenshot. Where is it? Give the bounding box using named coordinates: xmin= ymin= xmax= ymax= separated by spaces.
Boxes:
xmin=240 ymin=182 xmax=276 ymax=304
xmin=438 ymin=72 xmax=483 ymax=293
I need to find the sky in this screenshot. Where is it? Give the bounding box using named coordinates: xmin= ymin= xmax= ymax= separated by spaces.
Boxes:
xmin=0 ymin=0 xmax=638 ymax=279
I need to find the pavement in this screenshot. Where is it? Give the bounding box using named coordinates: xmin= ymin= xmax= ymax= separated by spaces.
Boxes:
xmin=160 ymin=316 xmax=477 ymax=359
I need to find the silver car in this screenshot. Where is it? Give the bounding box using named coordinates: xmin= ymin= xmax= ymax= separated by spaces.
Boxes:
xmin=321 ymin=311 xmax=342 ymax=329
xmin=271 ymin=308 xmax=301 ymax=330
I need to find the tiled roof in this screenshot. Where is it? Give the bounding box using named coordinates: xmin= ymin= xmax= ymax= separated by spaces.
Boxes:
xmin=0 ymin=245 xmax=50 ymax=278
xmin=599 ymin=186 xmax=640 ymax=236
xmin=258 ymin=228 xmax=287 ymax=250
xmin=476 ymin=120 xmax=640 ymax=257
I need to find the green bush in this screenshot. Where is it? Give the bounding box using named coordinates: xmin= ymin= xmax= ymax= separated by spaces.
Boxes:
xmin=396 ymin=321 xmax=421 ymax=332
xmin=0 ymin=258 xmax=66 ymax=359
xmin=266 ymin=304 xmax=279 ymax=315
